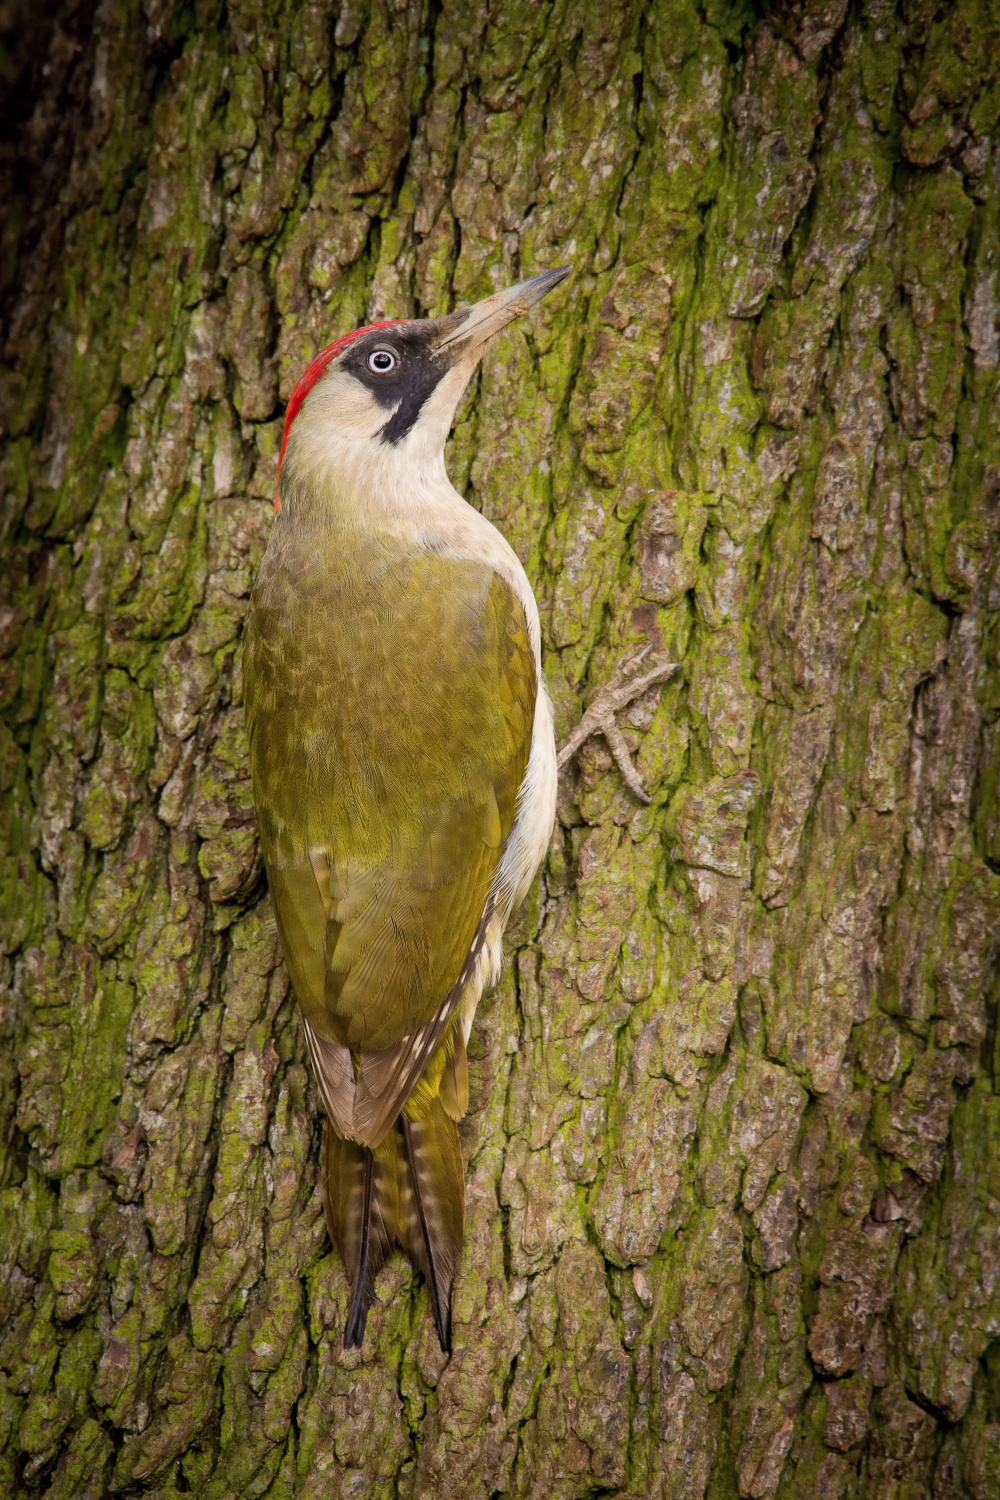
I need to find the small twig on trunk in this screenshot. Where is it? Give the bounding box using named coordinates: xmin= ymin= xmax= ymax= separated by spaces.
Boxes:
xmin=556 ymin=647 xmax=682 ymax=804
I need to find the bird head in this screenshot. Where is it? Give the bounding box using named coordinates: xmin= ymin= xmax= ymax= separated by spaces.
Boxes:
xmin=275 ymin=266 xmax=571 ymax=514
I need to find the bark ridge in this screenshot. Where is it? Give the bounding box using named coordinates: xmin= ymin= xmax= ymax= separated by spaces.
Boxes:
xmin=1 ymin=0 xmax=1000 ymax=1496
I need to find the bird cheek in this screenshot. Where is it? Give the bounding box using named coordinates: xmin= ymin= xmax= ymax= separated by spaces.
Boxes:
xmin=314 ymin=372 xmax=389 ymax=441
xmin=346 ymin=389 xmax=391 ymax=439
xmin=419 ymin=361 xmax=476 ymax=440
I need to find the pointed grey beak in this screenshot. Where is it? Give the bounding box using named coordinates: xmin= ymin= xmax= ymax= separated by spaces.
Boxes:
xmin=433 ymin=265 xmax=572 ymax=353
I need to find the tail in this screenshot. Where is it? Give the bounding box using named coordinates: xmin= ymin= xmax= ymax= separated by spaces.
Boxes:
xmin=397 ymin=1097 xmax=465 ymax=1352
xmin=322 ymin=1126 xmax=399 ymax=1348
xmin=321 ymin=1094 xmax=466 ymax=1352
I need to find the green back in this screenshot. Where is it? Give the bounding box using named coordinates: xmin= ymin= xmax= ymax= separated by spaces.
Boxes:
xmin=244 ymin=520 xmax=535 ymax=1055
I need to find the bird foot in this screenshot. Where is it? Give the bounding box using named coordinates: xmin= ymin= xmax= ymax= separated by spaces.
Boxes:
xmin=556 ymin=646 xmax=681 ymax=804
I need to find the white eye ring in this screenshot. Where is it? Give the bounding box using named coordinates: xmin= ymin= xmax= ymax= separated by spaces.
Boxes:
xmin=368 ymin=349 xmax=396 ymax=373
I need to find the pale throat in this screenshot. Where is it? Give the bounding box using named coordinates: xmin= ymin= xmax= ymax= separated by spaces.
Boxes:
xmin=281 ymin=360 xmax=478 ymax=539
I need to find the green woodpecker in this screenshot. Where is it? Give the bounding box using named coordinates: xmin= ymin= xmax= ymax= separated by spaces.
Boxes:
xmin=244 ymin=267 xmax=569 ymax=1351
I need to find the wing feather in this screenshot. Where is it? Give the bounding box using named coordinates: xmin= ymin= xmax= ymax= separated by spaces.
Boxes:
xmin=302 ymin=1014 xmax=355 ymax=1139
xmin=246 ymin=541 xmax=535 ymax=1139
xmin=352 ymin=904 xmax=491 ymax=1146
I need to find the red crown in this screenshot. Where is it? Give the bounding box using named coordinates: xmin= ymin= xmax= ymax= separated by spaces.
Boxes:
xmin=274 ymin=320 xmax=404 ymax=512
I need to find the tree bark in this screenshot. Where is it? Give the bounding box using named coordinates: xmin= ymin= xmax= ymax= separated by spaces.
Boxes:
xmin=2 ymin=0 xmax=1000 ymax=1495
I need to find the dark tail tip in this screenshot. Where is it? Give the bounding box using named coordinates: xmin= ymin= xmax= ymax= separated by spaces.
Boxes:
xmin=344 ymin=1279 xmax=371 ymax=1348
xmin=341 ymin=1142 xmax=376 ymax=1349
xmin=399 ymin=1111 xmax=459 ymax=1356
xmin=435 ymin=1299 xmax=452 ymax=1355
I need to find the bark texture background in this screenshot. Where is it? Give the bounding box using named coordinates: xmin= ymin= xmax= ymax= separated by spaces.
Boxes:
xmin=2 ymin=0 xmax=1000 ymax=1495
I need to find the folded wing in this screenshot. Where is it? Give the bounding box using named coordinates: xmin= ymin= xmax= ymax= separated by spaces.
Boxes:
xmin=245 ymin=543 xmax=536 ymax=1141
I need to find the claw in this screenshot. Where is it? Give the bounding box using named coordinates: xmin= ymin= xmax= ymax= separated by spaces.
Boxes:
xmin=556 ymin=648 xmax=681 ymax=803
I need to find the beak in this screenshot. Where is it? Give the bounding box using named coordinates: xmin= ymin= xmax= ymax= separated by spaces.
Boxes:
xmin=433 ymin=265 xmax=572 ymax=354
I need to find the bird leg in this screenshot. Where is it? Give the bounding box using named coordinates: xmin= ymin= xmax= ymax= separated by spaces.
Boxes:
xmin=557 ymin=646 xmax=681 ymax=804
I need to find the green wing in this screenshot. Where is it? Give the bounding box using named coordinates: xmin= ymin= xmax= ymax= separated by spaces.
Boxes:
xmin=244 ymin=531 xmax=535 ymax=1141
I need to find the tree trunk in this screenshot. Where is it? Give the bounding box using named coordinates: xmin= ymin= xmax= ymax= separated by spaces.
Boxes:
xmin=2 ymin=0 xmax=1000 ymax=1495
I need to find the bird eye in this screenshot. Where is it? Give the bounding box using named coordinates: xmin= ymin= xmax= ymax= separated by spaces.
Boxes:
xmin=368 ymin=349 xmax=396 ymax=373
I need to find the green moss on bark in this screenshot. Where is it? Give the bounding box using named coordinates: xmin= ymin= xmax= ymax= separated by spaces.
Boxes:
xmin=1 ymin=0 xmax=1000 ymax=1495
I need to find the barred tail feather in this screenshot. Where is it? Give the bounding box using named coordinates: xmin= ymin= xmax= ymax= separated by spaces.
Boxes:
xmin=322 ymin=1123 xmax=399 ymax=1348
xmin=321 ymin=1094 xmax=466 ymax=1354
xmin=398 ymin=1099 xmax=465 ymax=1353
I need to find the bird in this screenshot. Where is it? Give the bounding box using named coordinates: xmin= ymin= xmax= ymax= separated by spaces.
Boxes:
xmin=243 ymin=267 xmax=570 ymax=1352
